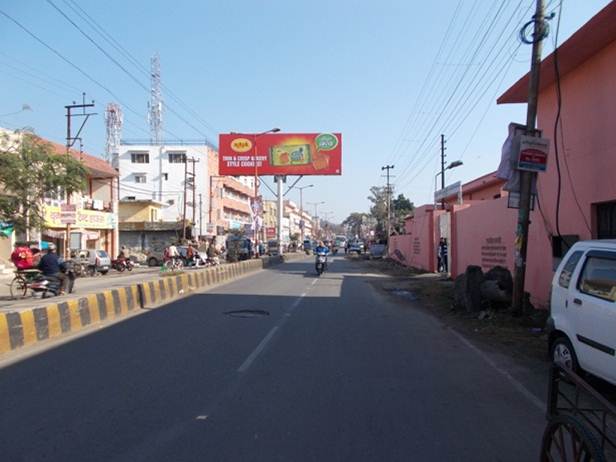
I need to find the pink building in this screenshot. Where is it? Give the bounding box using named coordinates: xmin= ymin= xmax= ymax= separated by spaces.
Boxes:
xmin=390 ymin=2 xmax=616 ymax=309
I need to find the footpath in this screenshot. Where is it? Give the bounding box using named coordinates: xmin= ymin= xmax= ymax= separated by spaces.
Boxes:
xmin=0 ymin=253 xmax=307 ymax=357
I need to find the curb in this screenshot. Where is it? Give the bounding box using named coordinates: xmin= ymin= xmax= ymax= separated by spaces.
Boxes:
xmin=0 ymin=254 xmax=307 ymax=356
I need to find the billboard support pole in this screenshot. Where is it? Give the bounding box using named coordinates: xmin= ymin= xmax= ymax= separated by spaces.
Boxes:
xmin=276 ymin=175 xmax=285 ymax=254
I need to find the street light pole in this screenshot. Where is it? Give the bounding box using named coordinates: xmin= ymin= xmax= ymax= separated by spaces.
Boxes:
xmin=434 ymin=160 xmax=463 ymax=208
xmin=297 ymin=184 xmax=314 ymax=244
xmin=307 ymin=201 xmax=325 ymax=238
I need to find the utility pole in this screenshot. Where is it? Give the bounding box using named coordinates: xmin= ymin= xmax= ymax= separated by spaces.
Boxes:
xmin=513 ymin=0 xmax=546 ymax=316
xmin=381 ymin=165 xmax=395 ymax=241
xmin=182 ymin=157 xmax=199 ymax=240
xmin=440 ymin=134 xmax=446 ymax=210
xmin=199 ymin=193 xmax=203 ymax=239
xmin=64 ymin=93 xmax=96 ymax=258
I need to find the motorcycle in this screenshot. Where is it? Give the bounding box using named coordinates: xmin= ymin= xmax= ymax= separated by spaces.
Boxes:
xmin=315 ymin=252 xmax=328 ymax=276
xmin=112 ymin=258 xmax=134 ymax=272
xmin=30 ymin=261 xmax=76 ymax=298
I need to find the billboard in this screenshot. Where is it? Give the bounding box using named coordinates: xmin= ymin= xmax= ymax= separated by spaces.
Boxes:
xmin=219 ymin=133 xmax=342 ymax=176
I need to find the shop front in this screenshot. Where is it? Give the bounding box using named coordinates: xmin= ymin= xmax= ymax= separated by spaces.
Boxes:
xmin=43 ymin=205 xmax=116 ymax=256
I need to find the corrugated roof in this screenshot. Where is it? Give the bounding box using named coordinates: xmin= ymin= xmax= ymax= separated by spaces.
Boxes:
xmin=498 ymin=2 xmax=616 ymax=104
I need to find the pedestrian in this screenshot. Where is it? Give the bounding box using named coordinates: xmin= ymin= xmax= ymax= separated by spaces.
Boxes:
xmin=120 ymin=245 xmax=130 ymax=260
xmin=186 ymin=243 xmax=195 ymax=265
xmin=438 ymin=238 xmax=448 ymax=273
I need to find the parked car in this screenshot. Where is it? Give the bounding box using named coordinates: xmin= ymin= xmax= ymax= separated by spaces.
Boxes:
xmin=76 ymin=249 xmax=111 ymax=275
xmin=548 ymin=240 xmax=616 ymax=386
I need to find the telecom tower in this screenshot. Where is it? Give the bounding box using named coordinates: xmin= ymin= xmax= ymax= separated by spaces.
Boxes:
xmin=148 ymin=53 xmax=163 ymax=144
xmin=105 ymin=102 xmax=123 ymax=168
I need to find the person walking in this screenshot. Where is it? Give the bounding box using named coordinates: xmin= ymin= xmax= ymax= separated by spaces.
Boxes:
xmin=438 ymin=238 xmax=448 ymax=273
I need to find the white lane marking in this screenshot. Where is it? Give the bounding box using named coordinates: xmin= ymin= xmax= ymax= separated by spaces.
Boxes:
xmin=195 ymin=415 xmax=208 ymax=420
xmin=449 ymin=328 xmax=544 ymax=411
xmin=237 ymin=326 xmax=279 ymax=373
xmin=311 ymin=278 xmax=318 ymax=286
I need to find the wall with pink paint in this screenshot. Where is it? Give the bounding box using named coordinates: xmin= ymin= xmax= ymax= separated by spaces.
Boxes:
xmin=389 ymin=206 xmax=441 ymax=272
xmin=523 ymin=36 xmax=616 ymax=307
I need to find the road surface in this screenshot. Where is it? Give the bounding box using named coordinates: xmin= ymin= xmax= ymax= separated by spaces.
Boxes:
xmin=0 ymin=256 xmax=545 ymax=461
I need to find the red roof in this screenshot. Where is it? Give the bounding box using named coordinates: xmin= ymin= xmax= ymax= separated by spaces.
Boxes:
xmin=498 ymin=2 xmax=616 ymax=104
xmin=40 ymin=136 xmax=118 ymax=177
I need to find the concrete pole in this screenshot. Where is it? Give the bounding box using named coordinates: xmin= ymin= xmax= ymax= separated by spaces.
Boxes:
xmin=276 ymin=176 xmax=285 ymax=254
xmin=512 ymin=0 xmax=545 ymax=316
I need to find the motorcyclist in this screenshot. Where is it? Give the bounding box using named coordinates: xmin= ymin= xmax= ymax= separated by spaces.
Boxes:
xmin=314 ymin=240 xmax=330 ymax=272
xmin=37 ymin=243 xmax=66 ymax=294
xmin=206 ymin=238 xmax=220 ymax=265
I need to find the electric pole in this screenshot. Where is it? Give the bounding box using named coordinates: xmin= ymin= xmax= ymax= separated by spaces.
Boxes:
xmin=440 ymin=134 xmax=446 ymax=210
xmin=381 ymin=165 xmax=395 ymax=241
xmin=182 ymin=157 xmax=199 ymax=240
xmin=64 ymin=93 xmax=96 ymax=258
xmin=512 ymin=0 xmax=546 ymax=316
xmin=199 ymin=193 xmax=203 ymax=239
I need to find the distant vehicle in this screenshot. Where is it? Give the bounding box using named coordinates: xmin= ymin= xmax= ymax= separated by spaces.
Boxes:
xmin=335 ymin=235 xmax=347 ymax=249
xmin=548 ymin=240 xmax=616 ymax=386
xmin=369 ymin=243 xmax=386 ymax=259
xmin=348 ymin=241 xmax=364 ymax=254
xmin=226 ymin=236 xmax=253 ymax=262
xmin=267 ymin=240 xmax=280 ymax=256
xmin=76 ymin=249 xmax=111 ymax=275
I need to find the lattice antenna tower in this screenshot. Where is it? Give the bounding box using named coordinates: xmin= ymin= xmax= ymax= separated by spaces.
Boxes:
xmin=148 ymin=53 xmax=163 ymax=144
xmin=105 ymin=102 xmax=123 ymax=167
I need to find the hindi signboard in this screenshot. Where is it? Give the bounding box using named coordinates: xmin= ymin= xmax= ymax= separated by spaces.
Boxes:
xmin=517 ymin=135 xmax=549 ymax=172
xmin=60 ymin=204 xmax=77 ymax=225
xmin=219 ymin=133 xmax=342 ymax=176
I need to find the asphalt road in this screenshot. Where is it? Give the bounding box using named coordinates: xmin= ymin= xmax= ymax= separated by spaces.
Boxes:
xmin=0 ymin=256 xmax=545 ymax=461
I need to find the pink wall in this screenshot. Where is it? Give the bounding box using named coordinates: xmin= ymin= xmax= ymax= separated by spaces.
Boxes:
xmin=389 ymin=206 xmax=441 ymax=272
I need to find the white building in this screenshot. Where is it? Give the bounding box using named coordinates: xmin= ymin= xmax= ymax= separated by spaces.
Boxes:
xmin=116 ymin=140 xmax=255 ymax=239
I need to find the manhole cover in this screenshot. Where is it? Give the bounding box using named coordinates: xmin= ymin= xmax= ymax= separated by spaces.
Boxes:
xmin=224 ymin=309 xmax=270 ymax=318
xmin=388 ymin=289 xmax=418 ymax=301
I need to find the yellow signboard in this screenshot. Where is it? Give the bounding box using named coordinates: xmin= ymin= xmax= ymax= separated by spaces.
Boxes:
xmin=44 ymin=205 xmax=114 ymax=230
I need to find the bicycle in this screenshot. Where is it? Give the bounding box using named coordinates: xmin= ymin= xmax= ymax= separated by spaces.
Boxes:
xmin=9 ymin=269 xmax=41 ymax=299
xmin=163 ymin=257 xmax=184 ymax=272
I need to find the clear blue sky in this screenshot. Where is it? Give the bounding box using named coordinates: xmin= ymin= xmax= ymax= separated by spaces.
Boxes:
xmin=0 ymin=0 xmax=611 ymax=222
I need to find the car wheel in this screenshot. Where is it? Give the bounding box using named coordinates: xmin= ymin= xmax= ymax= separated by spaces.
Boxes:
xmin=148 ymin=257 xmax=159 ymax=267
xmin=100 ymin=270 xmax=108 ymax=275
xmin=551 ymin=335 xmax=580 ymax=373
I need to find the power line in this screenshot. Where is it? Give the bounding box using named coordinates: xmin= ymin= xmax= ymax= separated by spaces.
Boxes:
xmin=61 ymin=0 xmax=220 ymax=137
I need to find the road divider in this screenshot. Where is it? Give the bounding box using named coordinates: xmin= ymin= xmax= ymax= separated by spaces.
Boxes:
xmin=0 ymin=253 xmax=308 ymax=356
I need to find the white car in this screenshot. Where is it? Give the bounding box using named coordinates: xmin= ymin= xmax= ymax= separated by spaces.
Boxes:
xmin=76 ymin=249 xmax=111 ymax=275
xmin=548 ymin=240 xmax=616 ymax=385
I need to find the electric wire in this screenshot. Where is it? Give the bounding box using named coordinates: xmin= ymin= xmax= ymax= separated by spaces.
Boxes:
xmin=62 ymin=0 xmax=220 ymax=136
xmin=394 ymin=1 xmax=512 ymax=183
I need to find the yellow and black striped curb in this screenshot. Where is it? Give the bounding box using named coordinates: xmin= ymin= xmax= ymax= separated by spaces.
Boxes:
xmin=0 ymin=254 xmax=307 ymax=356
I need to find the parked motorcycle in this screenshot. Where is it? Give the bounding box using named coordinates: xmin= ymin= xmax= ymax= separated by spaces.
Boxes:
xmin=112 ymin=258 xmax=134 ymax=272
xmin=315 ymin=252 xmax=328 ymax=276
xmin=30 ymin=261 xmax=76 ymax=298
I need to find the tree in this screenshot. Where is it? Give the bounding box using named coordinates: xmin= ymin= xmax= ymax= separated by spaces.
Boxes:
xmin=392 ymin=194 xmax=414 ymax=234
xmin=367 ymin=186 xmax=388 ymax=240
xmin=0 ymin=132 xmax=88 ymax=239
xmin=342 ymin=212 xmax=368 ymax=238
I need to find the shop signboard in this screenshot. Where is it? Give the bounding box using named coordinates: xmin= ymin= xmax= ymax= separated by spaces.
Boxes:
xmin=219 ymin=133 xmax=342 ymax=176
xmin=517 ymin=135 xmax=549 ymax=172
xmin=45 ymin=205 xmax=114 ymax=229
xmin=60 ymin=204 xmax=77 ymax=225
xmin=265 ymin=227 xmax=276 ymax=239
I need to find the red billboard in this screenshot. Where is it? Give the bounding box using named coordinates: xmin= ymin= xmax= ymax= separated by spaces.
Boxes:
xmin=219 ymin=133 xmax=342 ymax=176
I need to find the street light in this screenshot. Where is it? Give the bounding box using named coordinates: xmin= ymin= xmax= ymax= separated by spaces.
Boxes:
xmin=251 ymin=127 xmax=280 ymax=257
xmin=296 ymin=184 xmax=314 ymax=243
xmin=435 ymin=160 xmax=463 ymax=209
xmin=307 ymin=201 xmax=325 ymax=238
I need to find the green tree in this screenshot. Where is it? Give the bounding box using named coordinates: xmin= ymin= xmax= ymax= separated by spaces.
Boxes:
xmin=342 ymin=212 xmax=367 ymax=238
xmin=0 ymin=132 xmax=88 ymax=238
xmin=392 ymin=194 xmax=414 ymax=234
xmin=367 ymin=186 xmax=388 ymax=240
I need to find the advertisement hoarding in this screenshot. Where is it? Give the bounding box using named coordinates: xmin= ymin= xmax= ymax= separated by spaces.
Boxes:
xmin=219 ymin=133 xmax=342 ymax=176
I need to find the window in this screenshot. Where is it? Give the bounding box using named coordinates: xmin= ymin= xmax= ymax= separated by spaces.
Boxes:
xmin=131 ymin=152 xmax=150 ymax=163
xmin=578 ymin=254 xmax=616 ymax=301
xmin=558 ymin=251 xmax=583 ymax=288
xmin=168 ymin=152 xmax=186 ymax=164
xmin=162 ymin=173 xmax=168 ymax=181
xmin=125 ymin=196 xmax=136 ymax=200
xmin=135 ymin=174 xmax=147 ymax=184
xmin=150 ymin=209 xmax=158 ymax=222
xmin=597 ymin=201 xmax=616 ymax=239
xmin=167 ymin=199 xmax=175 ymax=205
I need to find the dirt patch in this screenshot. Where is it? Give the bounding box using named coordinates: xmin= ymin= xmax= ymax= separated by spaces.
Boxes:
xmin=356 ymin=257 xmax=549 ymax=365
